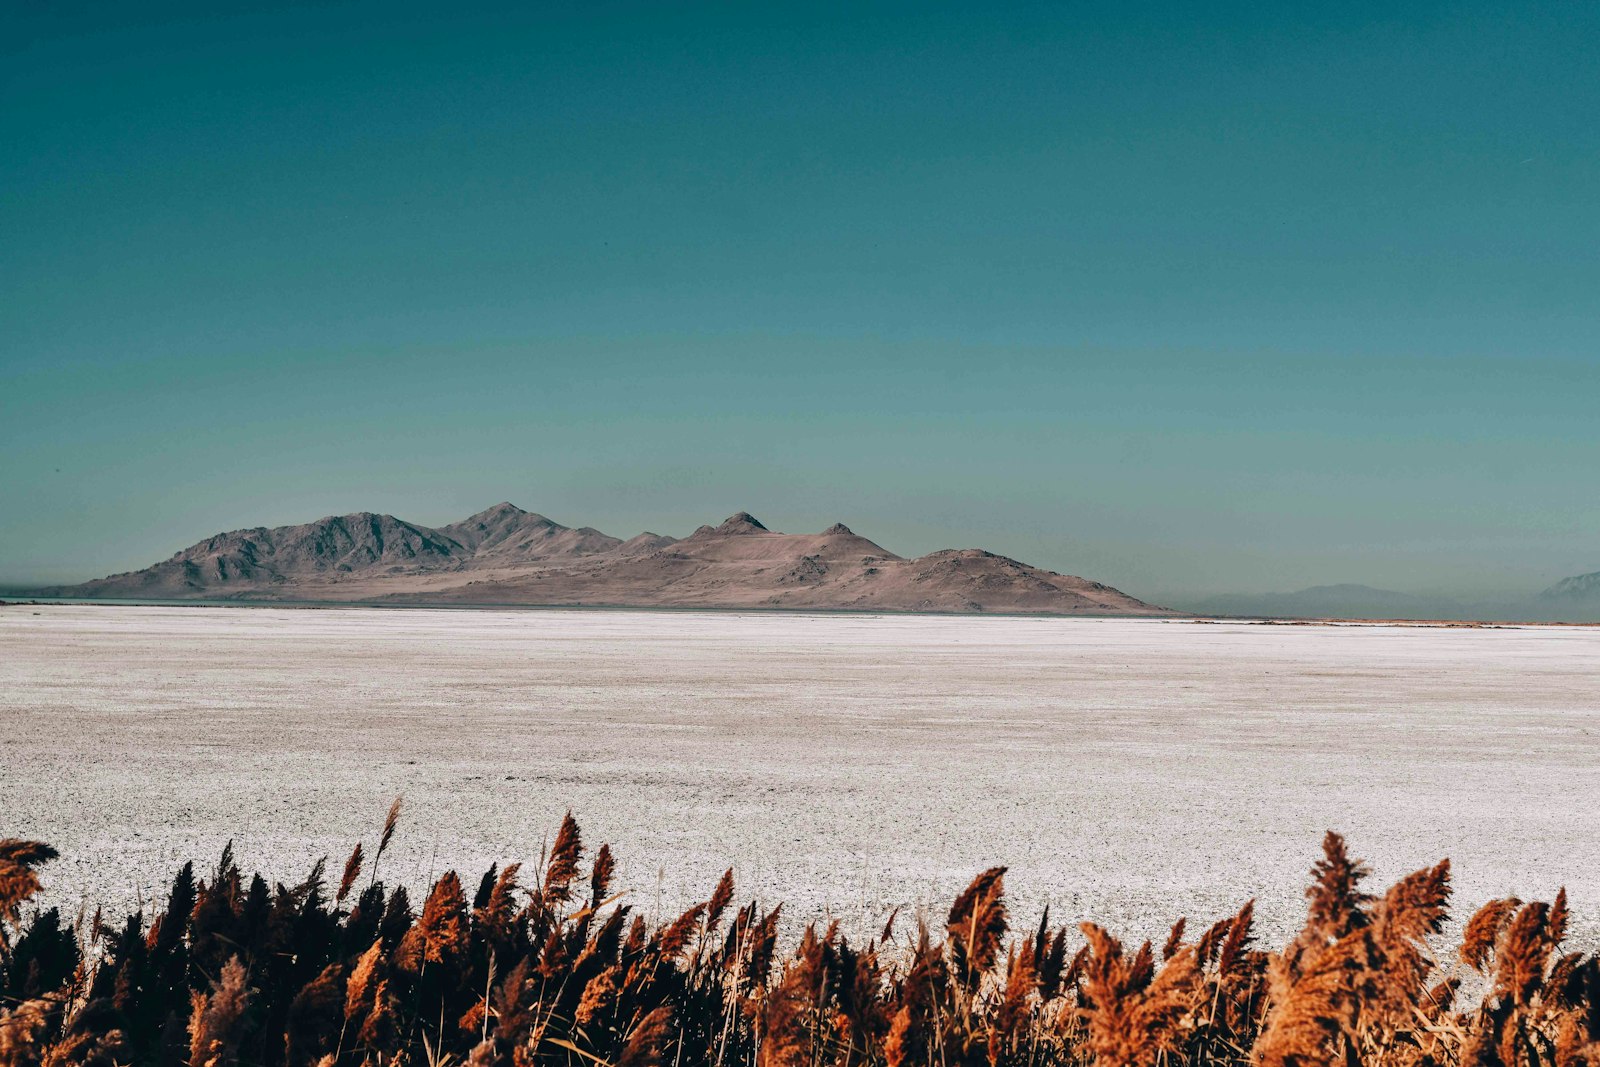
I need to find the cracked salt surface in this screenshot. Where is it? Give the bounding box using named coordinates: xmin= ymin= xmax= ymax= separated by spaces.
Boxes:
xmin=2 ymin=604 xmax=1597 ymax=948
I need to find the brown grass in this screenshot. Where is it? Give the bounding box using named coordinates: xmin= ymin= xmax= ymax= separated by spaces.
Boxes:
xmin=0 ymin=817 xmax=1594 ymax=1067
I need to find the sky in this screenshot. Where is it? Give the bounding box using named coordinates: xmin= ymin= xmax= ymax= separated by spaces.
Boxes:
xmin=3 ymin=0 xmax=1597 ymax=602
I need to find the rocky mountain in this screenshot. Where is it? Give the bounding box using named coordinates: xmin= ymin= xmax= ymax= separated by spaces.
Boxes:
xmin=56 ymin=512 xmax=465 ymax=598
xmin=41 ymin=504 xmax=1170 ymax=615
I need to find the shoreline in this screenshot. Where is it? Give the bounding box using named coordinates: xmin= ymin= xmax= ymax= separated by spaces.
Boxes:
xmin=4 ymin=594 xmax=1598 ymax=628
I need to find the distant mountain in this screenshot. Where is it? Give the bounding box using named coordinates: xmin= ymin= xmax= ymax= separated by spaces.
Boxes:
xmin=39 ymin=504 xmax=1170 ymax=616
xmin=56 ymin=511 xmax=465 ymax=597
xmin=1186 ymin=583 xmax=1464 ymax=620
xmin=1539 ymin=570 xmax=1600 ymax=604
xmin=1529 ymin=571 xmax=1600 ymax=620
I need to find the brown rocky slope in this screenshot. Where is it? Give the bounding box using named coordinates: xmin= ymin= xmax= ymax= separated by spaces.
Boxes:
xmin=42 ymin=503 xmax=1172 ymax=615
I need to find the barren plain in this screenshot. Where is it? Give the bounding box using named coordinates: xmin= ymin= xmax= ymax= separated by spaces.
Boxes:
xmin=2 ymin=604 xmax=1597 ymax=944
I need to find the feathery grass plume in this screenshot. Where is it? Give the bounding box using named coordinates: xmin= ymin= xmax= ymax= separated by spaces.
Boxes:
xmin=0 ymin=841 xmax=58 ymax=955
xmin=1163 ymin=917 xmax=1187 ymax=962
xmin=379 ymin=885 xmax=413 ymax=949
xmin=1218 ymin=899 xmax=1256 ymax=976
xmin=1255 ymin=836 xmax=1383 ymax=1066
xmin=1424 ymin=975 xmax=1460 ymax=1016
xmin=706 ymin=869 xmax=735 ymax=932
xmin=357 ymin=976 xmax=402 ymax=1055
xmin=759 ymin=926 xmax=828 ymax=1067
xmin=1038 ymin=926 xmax=1070 ymax=1002
xmin=879 ymin=907 xmax=900 ymax=946
xmin=344 ymin=941 xmax=382 ymax=1022
xmin=1281 ymin=832 xmax=1371 ymax=980
xmin=542 ymin=812 xmax=583 ymax=905
xmin=574 ymin=964 xmax=620 ymax=1028
xmin=590 ymin=844 xmax=615 ymax=907
xmin=884 ymin=923 xmax=941 ymax=1067
xmin=618 ymin=1005 xmax=674 ymax=1067
xmin=0 ymin=995 xmax=58 ymax=1067
xmin=368 ymin=795 xmax=402 ymax=888
xmin=745 ymin=905 xmax=784 ymax=989
xmin=833 ymin=938 xmax=886 ymax=1054
xmin=947 ymin=866 xmax=1008 ymax=989
xmin=1550 ymin=886 xmax=1570 ymax=946
xmin=189 ymin=956 xmax=251 ymax=1067
xmin=286 ymin=963 xmax=345 ymax=1067
xmin=994 ymin=941 xmax=1040 ymax=1048
xmin=1193 ymin=912 xmax=1234 ymax=968
xmin=1547 ymin=953 xmax=1584 ymax=1006
xmin=474 ymin=863 xmax=522 ymax=951
xmin=1192 ymin=900 xmax=1266 ymax=1053
xmin=1461 ymin=898 xmax=1522 ymax=972
xmin=1495 ymin=901 xmax=1554 ymax=1007
xmin=1257 ymin=856 xmax=1447 ymax=1067
xmin=337 ymin=844 xmax=364 ymax=907
xmin=379 ymin=797 xmax=402 ymax=857
xmin=1255 ymin=930 xmax=1371 ymax=1067
xmin=28 ymin=995 xmax=127 ymax=1067
xmin=410 ymin=871 xmax=469 ymax=967
xmin=659 ymin=903 xmax=707 ymax=960
xmin=1077 ymin=922 xmax=1202 ymax=1067
xmin=1375 ymin=859 xmax=1451 ymax=946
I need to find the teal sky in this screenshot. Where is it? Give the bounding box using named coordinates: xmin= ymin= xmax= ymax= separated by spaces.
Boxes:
xmin=3 ymin=1 xmax=1597 ymax=601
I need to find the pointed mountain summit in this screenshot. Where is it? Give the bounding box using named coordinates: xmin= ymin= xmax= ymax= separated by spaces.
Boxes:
xmin=442 ymin=502 xmax=541 ymax=547
xmin=441 ymin=502 xmax=620 ymax=559
xmin=616 ymin=532 xmax=680 ymax=556
xmin=453 ymin=501 xmax=527 ymax=525
xmin=43 ymin=504 xmax=1173 ymax=615
xmin=687 ymin=512 xmax=771 ymax=540
xmin=716 ymin=512 xmax=768 ymax=533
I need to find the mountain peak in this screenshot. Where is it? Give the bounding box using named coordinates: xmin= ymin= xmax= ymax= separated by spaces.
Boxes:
xmin=460 ymin=502 xmax=526 ymax=523
xmin=822 ymin=522 xmax=853 ymax=536
xmin=1540 ymin=571 xmax=1600 ymax=601
xmin=716 ymin=512 xmax=769 ymax=534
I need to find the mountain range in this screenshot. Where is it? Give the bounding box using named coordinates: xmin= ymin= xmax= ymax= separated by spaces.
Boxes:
xmin=36 ymin=503 xmax=1171 ymax=615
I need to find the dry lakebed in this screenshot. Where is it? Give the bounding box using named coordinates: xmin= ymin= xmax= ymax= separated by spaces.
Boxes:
xmin=3 ymin=603 xmax=1597 ymax=945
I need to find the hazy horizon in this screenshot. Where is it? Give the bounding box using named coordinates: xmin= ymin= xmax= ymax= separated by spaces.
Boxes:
xmin=5 ymin=2 xmax=1597 ymax=601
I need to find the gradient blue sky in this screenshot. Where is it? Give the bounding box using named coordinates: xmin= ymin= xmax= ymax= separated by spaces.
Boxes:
xmin=3 ymin=1 xmax=1597 ymax=600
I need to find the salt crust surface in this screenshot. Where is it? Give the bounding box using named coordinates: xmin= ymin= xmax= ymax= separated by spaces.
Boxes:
xmin=2 ymin=604 xmax=1597 ymax=947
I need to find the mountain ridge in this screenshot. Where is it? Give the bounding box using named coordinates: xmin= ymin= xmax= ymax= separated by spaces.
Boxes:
xmin=1539 ymin=570 xmax=1600 ymax=603
xmin=41 ymin=504 xmax=1171 ymax=616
